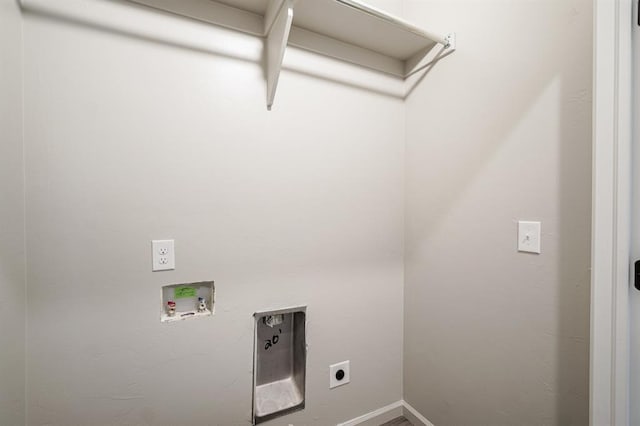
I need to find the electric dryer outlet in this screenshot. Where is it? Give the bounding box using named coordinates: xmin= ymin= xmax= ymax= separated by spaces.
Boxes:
xmin=329 ymin=360 xmax=350 ymax=389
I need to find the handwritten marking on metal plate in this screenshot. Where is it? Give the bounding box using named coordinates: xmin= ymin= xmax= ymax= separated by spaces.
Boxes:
xmin=264 ymin=329 xmax=282 ymax=350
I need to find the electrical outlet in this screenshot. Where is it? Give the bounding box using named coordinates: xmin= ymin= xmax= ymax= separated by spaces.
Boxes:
xmin=329 ymin=360 xmax=350 ymax=389
xmin=152 ymin=240 xmax=175 ymax=271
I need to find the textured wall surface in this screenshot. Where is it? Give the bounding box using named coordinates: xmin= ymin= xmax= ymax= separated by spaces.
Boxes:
xmin=403 ymin=1 xmax=592 ymax=425
xmin=0 ymin=0 xmax=26 ymax=424
xmin=23 ymin=1 xmax=405 ymax=424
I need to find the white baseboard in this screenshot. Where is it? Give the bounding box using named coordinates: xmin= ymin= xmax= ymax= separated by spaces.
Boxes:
xmin=337 ymin=401 xmax=403 ymax=426
xmin=338 ymin=400 xmax=434 ymax=426
xmin=401 ymin=400 xmax=435 ymax=426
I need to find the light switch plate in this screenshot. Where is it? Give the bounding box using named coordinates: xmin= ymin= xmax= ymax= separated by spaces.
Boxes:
xmin=152 ymin=239 xmax=175 ymax=271
xmin=518 ymin=221 xmax=541 ymax=254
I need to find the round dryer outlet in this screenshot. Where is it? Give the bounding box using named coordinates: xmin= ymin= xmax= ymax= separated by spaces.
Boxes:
xmin=329 ymin=360 xmax=350 ymax=389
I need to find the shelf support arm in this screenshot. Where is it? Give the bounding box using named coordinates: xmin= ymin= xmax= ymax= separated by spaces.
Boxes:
xmin=266 ymin=0 xmax=294 ymax=110
xmin=404 ymin=32 xmax=456 ymax=78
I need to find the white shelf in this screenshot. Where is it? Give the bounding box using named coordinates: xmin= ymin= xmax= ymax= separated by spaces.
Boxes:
xmin=293 ymin=0 xmax=448 ymax=60
xmin=212 ymin=0 xmax=450 ymax=57
xmin=128 ymin=0 xmax=455 ymax=107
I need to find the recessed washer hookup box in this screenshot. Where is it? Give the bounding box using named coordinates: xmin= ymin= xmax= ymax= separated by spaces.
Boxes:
xmin=252 ymin=306 xmax=306 ymax=425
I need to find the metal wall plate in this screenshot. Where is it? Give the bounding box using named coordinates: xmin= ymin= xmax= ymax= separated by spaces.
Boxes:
xmin=252 ymin=306 xmax=306 ymax=424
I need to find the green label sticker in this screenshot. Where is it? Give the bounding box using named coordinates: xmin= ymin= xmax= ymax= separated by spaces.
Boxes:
xmin=174 ymin=286 xmax=197 ymax=299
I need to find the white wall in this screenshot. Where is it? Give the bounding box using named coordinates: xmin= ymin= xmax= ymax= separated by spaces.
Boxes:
xmin=403 ymin=1 xmax=592 ymax=425
xmin=22 ymin=0 xmax=405 ymax=424
xmin=0 ymin=1 xmax=26 ymax=425
xmin=15 ymin=0 xmax=595 ymax=424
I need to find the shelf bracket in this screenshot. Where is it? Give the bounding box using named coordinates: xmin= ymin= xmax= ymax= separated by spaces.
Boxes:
xmin=266 ymin=0 xmax=294 ymax=110
xmin=444 ymin=33 xmax=456 ymax=51
xmin=404 ymin=32 xmax=456 ymax=78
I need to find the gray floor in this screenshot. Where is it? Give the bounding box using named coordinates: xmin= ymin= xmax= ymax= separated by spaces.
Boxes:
xmin=380 ymin=417 xmax=413 ymax=426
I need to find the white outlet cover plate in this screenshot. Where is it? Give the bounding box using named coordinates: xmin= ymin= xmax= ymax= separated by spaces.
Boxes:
xmin=152 ymin=239 xmax=175 ymax=271
xmin=517 ymin=221 xmax=541 ymax=254
xmin=329 ymin=360 xmax=350 ymax=389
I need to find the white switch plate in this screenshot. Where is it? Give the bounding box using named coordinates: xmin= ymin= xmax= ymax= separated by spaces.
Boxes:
xmin=329 ymin=360 xmax=350 ymax=389
xmin=152 ymin=240 xmax=175 ymax=271
xmin=518 ymin=221 xmax=541 ymax=254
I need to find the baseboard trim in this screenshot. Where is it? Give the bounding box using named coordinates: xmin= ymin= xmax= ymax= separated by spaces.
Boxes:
xmin=337 ymin=400 xmax=434 ymax=426
xmin=337 ymin=401 xmax=403 ymax=426
xmin=401 ymin=400 xmax=435 ymax=426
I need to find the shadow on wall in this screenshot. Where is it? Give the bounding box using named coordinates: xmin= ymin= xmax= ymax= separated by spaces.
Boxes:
xmin=555 ymin=16 xmax=592 ymax=426
xmin=18 ymin=0 xmax=264 ymax=67
xmin=403 ymin=0 xmax=591 ymax=424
